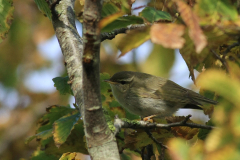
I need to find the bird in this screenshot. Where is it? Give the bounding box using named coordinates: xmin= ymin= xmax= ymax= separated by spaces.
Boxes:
xmin=104 ymin=71 xmax=217 ymax=118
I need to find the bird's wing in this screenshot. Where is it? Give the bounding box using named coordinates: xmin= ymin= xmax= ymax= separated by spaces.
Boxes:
xmin=158 ymin=80 xmax=217 ymax=105
xmin=134 ymin=77 xmax=217 ymax=106
xmin=138 ymin=78 xmax=200 ymax=105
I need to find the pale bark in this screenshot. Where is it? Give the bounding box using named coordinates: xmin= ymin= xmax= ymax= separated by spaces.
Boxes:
xmin=47 ymin=0 xmax=120 ymax=159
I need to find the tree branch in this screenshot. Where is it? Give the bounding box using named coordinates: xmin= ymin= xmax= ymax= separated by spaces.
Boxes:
xmin=82 ymin=0 xmax=120 ymax=159
xmin=46 ymin=0 xmax=83 ymax=111
xmin=145 ymin=129 xmax=168 ymax=150
xmin=101 ymin=24 xmax=148 ymax=41
xmin=114 ymin=115 xmax=214 ymax=132
xmin=47 ymin=0 xmax=120 ymax=159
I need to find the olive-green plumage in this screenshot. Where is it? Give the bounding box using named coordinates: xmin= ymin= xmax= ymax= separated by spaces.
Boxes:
xmin=105 ymin=71 xmax=217 ymax=117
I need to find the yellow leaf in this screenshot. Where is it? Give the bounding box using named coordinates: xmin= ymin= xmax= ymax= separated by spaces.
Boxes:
xmin=196 ymin=70 xmax=240 ymax=106
xmin=205 ymin=128 xmax=223 ymax=152
xmin=116 ymin=26 xmax=150 ymax=57
xmin=98 ymin=12 xmax=125 ymax=30
xmin=168 ymin=138 xmax=190 ymax=160
xmin=205 ymin=145 xmax=239 ymax=160
xmin=60 ymin=152 xmax=83 ymax=160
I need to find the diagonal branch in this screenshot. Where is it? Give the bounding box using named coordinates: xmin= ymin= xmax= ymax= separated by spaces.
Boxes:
xmin=46 ymin=0 xmax=83 ymax=109
xmin=222 ymin=42 xmax=240 ymax=55
xmin=145 ymin=129 xmax=168 ymax=150
xmin=101 ymin=24 xmax=148 ymax=41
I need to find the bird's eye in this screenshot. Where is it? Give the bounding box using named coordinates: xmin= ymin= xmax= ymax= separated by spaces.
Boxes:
xmin=120 ymin=81 xmax=127 ymax=85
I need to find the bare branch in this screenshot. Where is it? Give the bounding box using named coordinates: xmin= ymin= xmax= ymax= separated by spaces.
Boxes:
xmin=101 ymin=24 xmax=148 ymax=41
xmin=145 ymin=129 xmax=168 ymax=150
xmin=114 ymin=115 xmax=215 ymax=132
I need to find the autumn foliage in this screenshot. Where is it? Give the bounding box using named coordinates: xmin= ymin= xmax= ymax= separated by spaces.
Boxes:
xmin=1 ymin=0 xmax=240 ymax=159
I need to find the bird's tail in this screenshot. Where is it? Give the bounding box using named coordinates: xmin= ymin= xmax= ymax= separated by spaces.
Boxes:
xmin=191 ymin=91 xmax=218 ymax=105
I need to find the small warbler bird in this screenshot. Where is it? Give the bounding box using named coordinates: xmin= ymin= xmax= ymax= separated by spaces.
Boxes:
xmin=105 ymin=71 xmax=217 ymax=118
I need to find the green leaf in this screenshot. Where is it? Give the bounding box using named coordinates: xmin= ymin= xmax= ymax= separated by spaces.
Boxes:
xmin=38 ymin=105 xmax=75 ymax=133
xmin=0 ymin=0 xmax=14 ymax=44
xmin=154 ymin=143 xmax=162 ymax=155
xmin=153 ymin=143 xmax=171 ymax=160
xmin=109 ymin=100 xmax=121 ymax=108
xmin=100 ymin=73 xmax=114 ymax=104
xmin=45 ymin=122 xmax=88 ymax=156
xmin=198 ymin=120 xmax=214 ymax=140
xmin=52 ymin=76 xmax=73 ymax=95
xmin=124 ymin=129 xmax=153 ymax=150
xmin=139 ymin=7 xmax=172 ymax=23
xmin=195 ymin=0 xmax=238 ymax=24
xmin=59 ymin=152 xmax=82 ymax=160
xmin=53 ymin=110 xmax=81 ymax=147
xmin=31 ymin=150 xmax=59 ymax=160
xmin=101 ymin=94 xmax=106 ymax=102
xmin=117 ymin=26 xmax=150 ymax=57
xmin=100 ymin=73 xmax=111 ymax=94
xmin=101 ymin=0 xmax=131 ymax=18
xmin=102 ymin=3 xmax=120 ymax=18
xmin=34 ymin=0 xmax=52 ymax=20
xmin=179 ymin=32 xmax=210 ymax=72
xmin=141 ymin=44 xmax=175 ymax=78
xmin=124 ymin=128 xmax=173 ymax=150
xmin=120 ymin=153 xmax=131 ymax=160
xmin=30 ymin=106 xmax=77 ymax=148
xmin=30 ymin=121 xmax=87 ymax=158
xmin=101 ymin=16 xmax=144 ymax=32
xmin=25 ymin=129 xmax=53 ymax=144
xmin=100 ymin=2 xmax=135 ymax=30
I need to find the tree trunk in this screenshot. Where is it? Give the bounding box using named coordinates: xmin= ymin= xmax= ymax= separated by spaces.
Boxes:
xmin=47 ymin=0 xmax=120 ymax=159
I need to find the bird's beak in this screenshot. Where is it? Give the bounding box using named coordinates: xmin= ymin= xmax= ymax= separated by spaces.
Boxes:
xmin=104 ymin=79 xmax=118 ymax=84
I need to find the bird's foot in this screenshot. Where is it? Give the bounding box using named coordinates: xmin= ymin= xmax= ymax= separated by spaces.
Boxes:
xmin=143 ymin=115 xmax=156 ymax=123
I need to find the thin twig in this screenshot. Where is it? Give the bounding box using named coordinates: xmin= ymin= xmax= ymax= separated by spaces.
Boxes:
xmin=132 ymin=5 xmax=147 ymax=10
xmin=114 ymin=115 xmax=212 ymax=159
xmin=145 ymin=129 xmax=168 ymax=150
xmin=222 ymin=42 xmax=240 ymax=56
xmin=210 ymin=49 xmax=229 ymax=73
xmin=182 ymin=114 xmax=191 ymax=123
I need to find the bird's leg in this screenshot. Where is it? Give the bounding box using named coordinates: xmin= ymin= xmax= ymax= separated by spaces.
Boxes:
xmin=143 ymin=115 xmax=157 ymax=122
